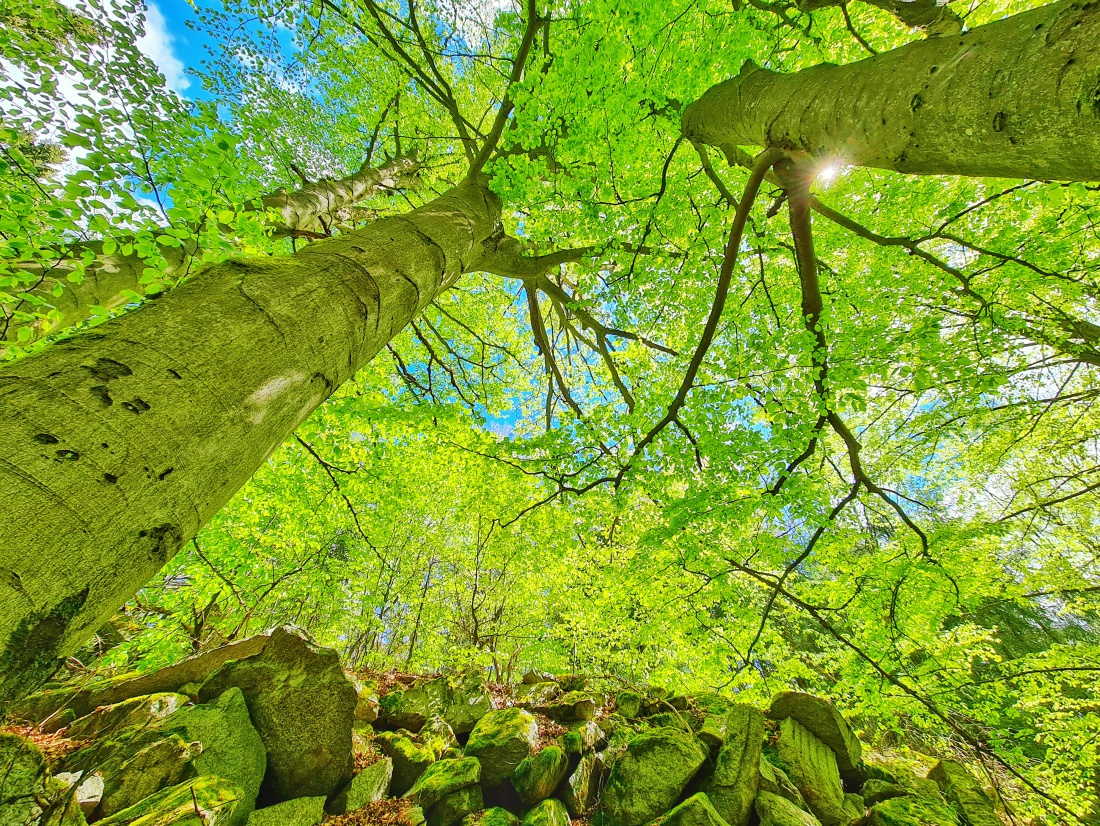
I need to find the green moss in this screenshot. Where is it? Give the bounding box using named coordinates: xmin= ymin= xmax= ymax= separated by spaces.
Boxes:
xmin=650 ymin=793 xmax=730 ymax=826
xmin=405 ymin=757 xmax=481 ymax=808
xmin=247 ymin=797 xmax=326 ymax=826
xmin=464 ymin=708 xmax=538 ymax=786
xmin=0 ymin=587 xmax=88 ymax=703
xmin=96 ymin=775 xmax=245 ymax=826
xmin=754 ymin=791 xmax=820 ymax=826
xmin=427 ymin=785 xmax=484 ymax=826
xmin=0 ymin=732 xmax=48 ymax=825
xmin=867 ymin=795 xmax=958 ymax=826
xmin=615 ymin=692 xmax=644 ymax=719
xmin=522 ymin=798 xmax=571 ymax=826
xmin=463 ymin=807 xmax=520 ymax=826
xmin=392 ymin=736 xmax=437 ymax=796
xmin=512 ymin=745 xmax=569 ymax=804
xmin=927 ymin=761 xmax=998 ymax=826
xmin=600 ymin=727 xmax=708 ymax=826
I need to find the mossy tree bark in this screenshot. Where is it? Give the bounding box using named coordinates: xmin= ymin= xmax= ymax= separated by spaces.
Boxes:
xmin=0 ymin=181 xmax=500 ymax=700
xmin=682 ymin=0 xmax=1100 ymax=182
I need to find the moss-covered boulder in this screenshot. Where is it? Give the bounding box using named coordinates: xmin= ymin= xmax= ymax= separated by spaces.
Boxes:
xmin=615 ymin=692 xmax=644 ymax=719
xmin=842 ymin=793 xmax=865 ymax=822
xmin=775 ymin=718 xmax=845 ymax=826
xmin=546 ymin=690 xmax=597 ymax=722
xmin=381 ymin=678 xmax=452 ymax=731
xmin=463 ymin=807 xmax=520 ymax=826
xmin=96 ymin=776 xmax=245 ymax=826
xmin=867 ymin=794 xmax=958 ymax=826
xmin=328 ymin=757 xmax=394 ymax=815
xmin=512 ymin=745 xmax=569 ymax=804
xmin=247 ymin=796 xmax=326 ymax=826
xmin=428 ymin=785 xmax=484 ymax=826
xmin=67 ymin=693 xmax=190 ymax=739
xmin=347 ymin=675 xmax=380 ymax=724
xmin=927 ymin=760 xmax=999 ymax=826
xmin=702 ymin=705 xmax=763 ymax=826
xmin=160 ymin=687 xmax=267 ymax=825
xmin=464 ymin=708 xmax=539 ymax=786
xmin=97 ymin=735 xmax=199 ymax=819
xmin=389 ymin=736 xmax=437 ymax=796
xmin=514 ymin=681 xmax=561 ymax=707
xmin=522 ymin=798 xmax=571 ymax=826
xmin=758 ymin=756 xmax=806 ymax=809
xmin=381 ymin=674 xmax=492 ymax=736
xmin=561 ymin=752 xmax=596 ymax=817
xmin=0 ymin=731 xmax=49 ymax=825
xmin=566 ymin=720 xmax=605 ymax=752
xmin=654 ymin=793 xmax=730 ymax=826
xmin=600 ymin=726 xmax=708 ymax=826
xmin=769 ymin=693 xmax=861 ymax=786
xmin=421 ymin=715 xmax=460 ymax=758
xmin=198 ymin=626 xmax=356 ymax=802
xmin=860 ymin=779 xmax=907 ymax=806
xmin=404 ymin=757 xmax=481 ymax=809
xmin=647 ymin=712 xmax=692 ymax=733
xmin=754 ymin=791 xmax=821 ymax=826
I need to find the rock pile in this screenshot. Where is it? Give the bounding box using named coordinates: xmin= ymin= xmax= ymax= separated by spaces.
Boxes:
xmin=1 ymin=628 xmax=1004 ymax=826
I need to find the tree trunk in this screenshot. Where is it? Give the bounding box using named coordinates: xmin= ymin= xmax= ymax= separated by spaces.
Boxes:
xmin=682 ymin=0 xmax=1100 ymax=181
xmin=0 ymin=181 xmax=500 ymax=701
xmin=3 ymin=156 xmax=420 ymax=346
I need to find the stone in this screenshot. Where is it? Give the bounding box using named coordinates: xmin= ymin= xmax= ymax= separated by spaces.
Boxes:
xmin=421 ymin=715 xmax=460 ymax=757
xmin=647 ymin=713 xmax=693 ymax=732
xmin=0 ymin=732 xmax=49 ymax=825
xmin=247 ymin=797 xmax=326 ymax=826
xmin=41 ymin=775 xmax=89 ymax=826
xmin=159 ymin=688 xmax=267 ymax=825
xmin=522 ymin=798 xmax=571 ymax=826
xmin=565 ymin=720 xmax=606 ymax=752
xmin=96 ymin=776 xmax=245 ymax=826
xmin=428 ymin=786 xmax=484 ymax=826
xmin=444 ymin=674 xmax=493 ymax=735
xmin=562 ymin=752 xmax=596 ymax=816
xmin=754 ymin=791 xmax=822 ymax=826
xmin=600 ymin=726 xmax=708 ymax=826
xmin=758 ymin=756 xmax=806 ymax=809
xmin=328 ymin=757 xmax=394 ymax=814
xmin=464 ymin=707 xmax=539 ymax=786
xmin=391 ymin=736 xmax=437 ymax=796
xmin=514 ymin=681 xmax=562 ymax=707
xmin=696 ymin=716 xmax=728 ymax=754
xmin=198 ymin=625 xmax=357 ymax=801
xmin=842 ymin=793 xmax=865 ymax=823
xmin=97 ymin=735 xmax=199 ymax=818
xmin=656 ymin=793 xmax=731 ymax=826
xmin=7 ymin=685 xmax=88 ymax=725
xmin=775 ymin=718 xmax=845 ymax=826
xmin=521 ymin=671 xmax=553 ymax=685
xmin=615 ymin=691 xmax=644 ymax=719
xmin=55 ymin=771 xmax=105 ymax=817
xmin=512 ymin=745 xmax=569 ymax=804
xmin=380 ymin=674 xmax=491 ymax=736
xmin=404 ymin=758 xmax=481 ymax=809
xmin=351 ymin=678 xmax=380 ymax=724
xmin=67 ymin=693 xmax=191 ymax=740
xmin=868 ymin=795 xmax=958 ymax=826
xmin=927 ymin=760 xmax=1000 ymax=826
xmin=546 ymin=690 xmax=597 ymax=722
xmin=88 ymin=636 xmax=272 ymax=713
xmin=769 ymin=693 xmax=861 ymax=785
xmin=860 ymin=779 xmax=907 ymax=806
xmin=703 ymin=705 xmax=763 ymax=826
xmin=464 ymin=808 xmax=520 ymax=826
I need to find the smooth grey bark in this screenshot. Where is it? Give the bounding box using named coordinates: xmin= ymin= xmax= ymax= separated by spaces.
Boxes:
xmin=3 ymin=156 xmax=420 ymax=346
xmin=0 ymin=181 xmax=500 ymax=701
xmin=682 ymin=0 xmax=1100 ymax=181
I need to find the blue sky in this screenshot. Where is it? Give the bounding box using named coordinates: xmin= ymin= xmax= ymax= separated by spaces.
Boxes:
xmin=138 ymin=0 xmax=212 ymax=98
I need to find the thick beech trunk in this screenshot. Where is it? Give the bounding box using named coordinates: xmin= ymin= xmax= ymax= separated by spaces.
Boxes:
xmin=3 ymin=156 xmax=420 ymax=345
xmin=682 ymin=0 xmax=1100 ymax=181
xmin=0 ymin=181 xmax=500 ymax=700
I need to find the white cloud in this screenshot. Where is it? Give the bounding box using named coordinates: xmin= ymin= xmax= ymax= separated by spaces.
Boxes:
xmin=138 ymin=3 xmax=191 ymax=95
